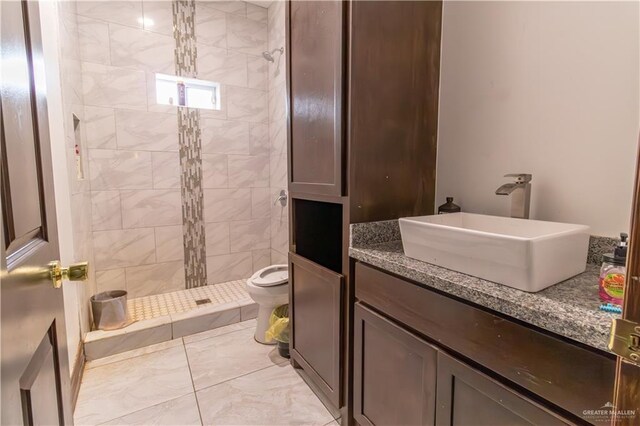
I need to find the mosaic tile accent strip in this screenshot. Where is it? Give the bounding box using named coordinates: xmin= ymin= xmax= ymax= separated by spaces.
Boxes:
xmin=128 ymin=280 xmax=250 ymax=322
xmin=173 ymin=0 xmax=207 ymax=288
xmin=173 ymin=0 xmax=198 ymax=78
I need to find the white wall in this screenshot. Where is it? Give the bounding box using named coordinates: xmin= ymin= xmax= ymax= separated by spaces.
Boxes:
xmin=436 ymin=1 xmax=640 ymax=237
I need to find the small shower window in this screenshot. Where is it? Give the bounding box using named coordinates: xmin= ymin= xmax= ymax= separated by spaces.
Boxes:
xmin=155 ymin=73 xmax=221 ymax=110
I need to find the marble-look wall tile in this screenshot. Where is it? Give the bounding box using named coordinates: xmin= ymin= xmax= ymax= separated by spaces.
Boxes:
xmin=201 ymin=118 xmax=250 ymax=155
xmin=205 ymin=222 xmax=231 ymax=255
xmin=269 ymin=153 xmax=287 ymax=188
xmin=268 ymin=80 xmax=287 ymax=123
xmin=203 ymin=188 xmax=252 ymax=222
xmin=125 ymin=261 xmax=186 ymax=298
xmin=77 ymin=16 xmax=110 ymax=65
xmin=228 ymin=155 xmax=269 ymax=187
xmin=84 ymin=106 xmax=117 ymax=149
xmin=96 ymin=269 xmax=126 ymax=293
xmin=270 ymin=217 xmax=288 ymax=255
xmin=247 ymin=56 xmax=267 ymax=90
xmin=271 ymin=249 xmax=287 ymax=265
xmin=200 ymin=1 xmax=246 ymax=16
xmin=198 ymin=46 xmax=247 ymax=87
xmin=89 ymin=149 xmax=153 ymax=190
xmin=226 ymin=14 xmax=267 ymax=56
xmin=110 ymin=24 xmax=175 ymax=73
xmin=201 ymin=153 xmax=229 ymax=188
xmin=91 ymin=190 xmax=122 ymax=231
xmin=227 ymin=86 xmax=268 ymax=123
xmin=82 ymin=62 xmax=147 ymax=110
xmin=246 ymin=3 xmax=268 ymax=23
xmin=116 ymin=110 xmax=179 ymax=152
xmin=206 ymin=252 xmax=253 ymax=284
xmin=249 ymin=123 xmax=269 ymax=155
xmin=141 ymin=1 xmax=175 ymax=36
xmin=152 ymin=152 xmax=181 ymax=189
xmin=195 ymin=4 xmax=227 ymax=48
xmin=76 ymin=1 xmax=143 ymax=28
xmin=252 ymin=249 xmax=271 ymax=272
xmin=269 ymin=116 xmax=287 ymax=158
xmin=93 ymin=228 xmax=156 ymax=270
xmin=155 ymin=225 xmax=185 ymax=263
xmin=120 ymin=189 xmax=182 ymax=228
xmin=251 ymin=188 xmax=270 ymax=218
xmin=230 ymin=219 xmax=270 ymax=252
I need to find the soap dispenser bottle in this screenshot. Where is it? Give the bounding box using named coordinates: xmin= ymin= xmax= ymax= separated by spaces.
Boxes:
xmin=438 ymin=197 xmax=461 ymax=214
xmin=598 ymin=233 xmax=628 ymax=306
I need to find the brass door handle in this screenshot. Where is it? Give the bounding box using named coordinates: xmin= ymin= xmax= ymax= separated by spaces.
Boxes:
xmin=48 ymin=261 xmax=89 ymax=289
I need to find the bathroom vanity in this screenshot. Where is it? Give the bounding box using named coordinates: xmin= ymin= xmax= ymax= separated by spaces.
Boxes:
xmin=348 ymin=222 xmax=618 ymax=425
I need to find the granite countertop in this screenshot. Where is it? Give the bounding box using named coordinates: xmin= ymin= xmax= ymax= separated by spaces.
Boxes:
xmin=349 ymin=221 xmax=620 ymax=353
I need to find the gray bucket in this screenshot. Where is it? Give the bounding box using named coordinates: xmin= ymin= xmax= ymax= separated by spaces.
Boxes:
xmin=91 ymin=290 xmax=128 ymax=330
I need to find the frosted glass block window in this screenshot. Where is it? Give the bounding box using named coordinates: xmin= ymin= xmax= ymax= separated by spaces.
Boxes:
xmin=155 ymin=73 xmax=221 ymax=110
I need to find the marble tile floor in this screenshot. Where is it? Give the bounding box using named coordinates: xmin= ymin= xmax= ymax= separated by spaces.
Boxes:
xmin=75 ymin=320 xmax=338 ymax=426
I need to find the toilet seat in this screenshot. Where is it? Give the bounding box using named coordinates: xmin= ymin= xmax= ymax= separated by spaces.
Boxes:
xmin=249 ymin=264 xmax=288 ymax=287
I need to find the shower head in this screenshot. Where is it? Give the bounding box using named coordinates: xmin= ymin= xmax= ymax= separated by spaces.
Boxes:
xmin=262 ymin=47 xmax=284 ymax=62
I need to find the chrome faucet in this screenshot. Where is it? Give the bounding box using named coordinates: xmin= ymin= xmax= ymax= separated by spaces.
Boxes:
xmin=495 ymin=174 xmax=532 ymax=219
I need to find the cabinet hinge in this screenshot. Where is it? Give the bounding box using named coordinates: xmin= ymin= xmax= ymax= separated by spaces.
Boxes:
xmin=609 ymin=318 xmax=640 ymax=366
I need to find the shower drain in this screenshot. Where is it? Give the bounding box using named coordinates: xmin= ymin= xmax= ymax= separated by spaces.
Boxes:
xmin=195 ymin=298 xmax=212 ymax=306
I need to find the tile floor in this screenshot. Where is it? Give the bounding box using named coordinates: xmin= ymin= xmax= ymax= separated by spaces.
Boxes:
xmin=75 ymin=319 xmax=338 ymax=426
xmin=127 ymin=280 xmax=249 ymax=322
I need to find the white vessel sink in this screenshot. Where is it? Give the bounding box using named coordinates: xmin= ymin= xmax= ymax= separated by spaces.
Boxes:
xmin=399 ymin=213 xmax=590 ymax=292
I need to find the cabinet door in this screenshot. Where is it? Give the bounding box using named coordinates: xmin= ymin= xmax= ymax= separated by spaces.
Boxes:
xmin=288 ymin=0 xmax=344 ymax=196
xmin=290 ymin=253 xmax=343 ymax=407
xmin=354 ymin=304 xmax=437 ymax=426
xmin=436 ymin=353 xmax=570 ymax=426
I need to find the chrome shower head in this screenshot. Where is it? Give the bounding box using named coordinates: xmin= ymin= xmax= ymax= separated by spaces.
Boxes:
xmin=262 ymin=47 xmax=284 ymax=62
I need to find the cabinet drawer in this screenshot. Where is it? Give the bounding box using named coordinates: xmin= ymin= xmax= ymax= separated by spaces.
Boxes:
xmin=354 ymin=262 xmax=615 ymax=423
xmin=290 ymin=253 xmax=343 ymax=407
xmin=354 ymin=303 xmax=437 ymax=426
xmin=436 ymin=352 xmax=570 ymax=425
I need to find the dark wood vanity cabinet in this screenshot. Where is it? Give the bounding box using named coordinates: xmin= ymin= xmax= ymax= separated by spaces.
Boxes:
xmin=353 ymin=303 xmax=570 ymax=426
xmin=354 ymin=305 xmax=437 ymax=426
xmin=353 ymin=262 xmax=616 ymax=426
xmin=436 ymin=354 xmax=568 ymax=426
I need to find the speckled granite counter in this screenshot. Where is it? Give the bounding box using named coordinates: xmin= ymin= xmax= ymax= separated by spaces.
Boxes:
xmin=349 ymin=221 xmax=619 ymax=353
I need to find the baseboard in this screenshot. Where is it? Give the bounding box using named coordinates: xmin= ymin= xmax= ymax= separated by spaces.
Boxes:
xmin=70 ymin=343 xmax=85 ymax=411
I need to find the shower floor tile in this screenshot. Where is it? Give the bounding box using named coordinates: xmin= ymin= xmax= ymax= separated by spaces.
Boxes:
xmin=84 ymin=280 xmax=258 ymax=361
xmin=127 ymin=279 xmax=250 ymax=322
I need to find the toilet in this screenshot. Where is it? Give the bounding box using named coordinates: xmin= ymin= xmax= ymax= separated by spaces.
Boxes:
xmin=246 ymin=264 xmax=289 ymax=344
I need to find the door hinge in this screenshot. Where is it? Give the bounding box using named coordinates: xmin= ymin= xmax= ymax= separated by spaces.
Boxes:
xmin=609 ymin=318 xmax=640 ymax=366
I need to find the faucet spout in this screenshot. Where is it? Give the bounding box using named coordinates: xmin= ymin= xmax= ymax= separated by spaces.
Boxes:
xmin=495 ymin=183 xmax=518 ymax=195
xmin=495 ymin=174 xmax=532 ymax=219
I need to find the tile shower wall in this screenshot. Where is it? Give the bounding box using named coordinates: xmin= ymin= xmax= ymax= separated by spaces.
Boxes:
xmin=77 ymin=1 xmax=274 ymax=298
xmin=53 ymin=0 xmax=98 ymax=374
xmin=267 ymin=1 xmax=288 ymax=264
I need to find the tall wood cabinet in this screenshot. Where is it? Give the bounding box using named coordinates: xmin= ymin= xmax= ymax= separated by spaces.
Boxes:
xmin=286 ymin=1 xmax=443 ymax=421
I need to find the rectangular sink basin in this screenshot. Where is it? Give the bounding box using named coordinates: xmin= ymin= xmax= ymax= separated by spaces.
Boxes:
xmin=399 ymin=213 xmax=590 ymax=292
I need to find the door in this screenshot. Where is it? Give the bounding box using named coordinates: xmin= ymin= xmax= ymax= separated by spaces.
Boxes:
xmin=435 ymin=353 xmax=570 ymax=426
xmin=1 ymin=1 xmax=73 ymax=424
xmin=354 ymin=304 xmax=437 ymax=426
xmin=288 ymin=0 xmax=345 ymax=197
xmin=610 ymin=138 xmax=640 ymax=425
xmin=289 ymin=252 xmax=343 ymax=408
